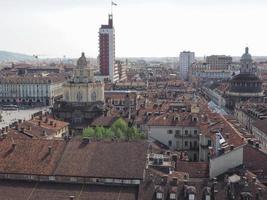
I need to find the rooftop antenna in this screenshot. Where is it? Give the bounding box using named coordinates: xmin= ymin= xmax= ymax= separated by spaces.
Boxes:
xmin=111 ymin=1 xmax=117 ymax=15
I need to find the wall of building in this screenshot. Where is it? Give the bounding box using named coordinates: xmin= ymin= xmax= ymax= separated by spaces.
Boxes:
xmin=209 ymin=146 xmax=244 ymax=178
xmin=252 ymin=125 xmax=267 ymax=152
xmin=63 ymin=82 xmax=104 ymax=103
xmin=0 ymin=80 xmax=64 ymax=106
xmin=179 ymin=51 xmax=195 ymax=80
xmin=148 ymin=125 xmax=200 ymax=161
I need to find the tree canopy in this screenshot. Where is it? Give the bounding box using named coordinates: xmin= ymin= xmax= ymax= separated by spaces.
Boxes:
xmin=82 ymin=118 xmax=145 ymax=140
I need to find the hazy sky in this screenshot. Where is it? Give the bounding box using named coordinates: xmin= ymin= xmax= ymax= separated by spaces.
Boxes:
xmin=0 ymin=0 xmax=267 ymax=58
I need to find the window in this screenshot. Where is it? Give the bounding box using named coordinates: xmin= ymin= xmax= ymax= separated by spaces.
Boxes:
xmin=49 ymin=176 xmax=56 ymax=181
xmin=167 ymin=130 xmax=173 ymax=134
xmin=185 ymin=141 xmax=188 ymax=147
xmin=170 ymin=193 xmax=176 ymax=199
xmin=168 ymin=140 xmax=172 ymax=147
xmin=207 ymin=140 xmax=211 ymax=146
xmin=175 ymin=130 xmax=181 ymax=137
xmin=185 ymin=130 xmax=188 ymax=135
xmin=194 ymin=130 xmax=198 ymax=135
xmin=70 ymin=177 xmax=77 ymax=182
xmin=189 ymin=194 xmax=195 ymax=200
xmin=91 ymin=91 xmax=97 ymax=102
xmin=156 ymin=193 xmax=163 ymax=199
xmin=194 ymin=141 xmax=198 ymax=148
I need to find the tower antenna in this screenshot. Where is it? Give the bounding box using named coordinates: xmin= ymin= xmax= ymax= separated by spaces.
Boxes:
xmin=111 ymin=1 xmax=117 ymax=15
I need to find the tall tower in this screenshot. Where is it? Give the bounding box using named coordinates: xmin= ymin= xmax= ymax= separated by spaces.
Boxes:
xmin=179 ymin=51 xmax=195 ymax=81
xmin=99 ymin=14 xmax=119 ymax=83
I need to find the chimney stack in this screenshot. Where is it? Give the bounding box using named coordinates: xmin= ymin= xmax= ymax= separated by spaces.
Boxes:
xmin=48 ymin=146 xmax=52 ymax=154
xmin=171 ymin=177 xmax=178 ymax=186
xmin=161 ymin=175 xmax=168 ymax=185
xmin=69 ymin=196 xmax=75 ymax=200
xmin=20 ymin=127 xmax=25 ymax=133
xmin=255 ymin=142 xmax=260 ymax=148
xmin=12 ymin=143 xmax=16 ymax=150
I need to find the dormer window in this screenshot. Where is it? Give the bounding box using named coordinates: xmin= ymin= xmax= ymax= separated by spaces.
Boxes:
xmin=170 ymin=193 xmax=176 ymax=199
xmin=189 ymin=194 xmax=195 ymax=200
xmin=156 ymin=192 xmax=163 ymax=199
xmin=205 ymin=195 xmax=211 ymax=200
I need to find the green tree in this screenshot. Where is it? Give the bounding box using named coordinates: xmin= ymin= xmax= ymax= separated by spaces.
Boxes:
xmin=106 ymin=128 xmax=115 ymax=138
xmin=82 ymin=127 xmax=95 ymax=138
xmin=114 ymin=128 xmax=123 ymax=139
xmin=111 ymin=118 xmax=128 ymax=134
xmin=95 ymin=127 xmax=103 ymax=139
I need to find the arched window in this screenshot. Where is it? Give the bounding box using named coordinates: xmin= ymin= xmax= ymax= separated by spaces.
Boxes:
xmin=91 ymin=91 xmax=97 ymax=102
xmin=77 ymin=91 xmax=83 ymax=102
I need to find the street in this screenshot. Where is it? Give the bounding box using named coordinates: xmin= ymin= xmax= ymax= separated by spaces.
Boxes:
xmin=0 ymin=107 xmax=50 ymax=129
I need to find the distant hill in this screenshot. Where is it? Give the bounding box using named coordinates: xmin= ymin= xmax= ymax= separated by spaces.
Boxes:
xmin=0 ymin=50 xmax=34 ymax=62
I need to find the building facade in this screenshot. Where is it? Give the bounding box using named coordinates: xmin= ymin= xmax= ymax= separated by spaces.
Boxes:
xmin=225 ymin=47 xmax=264 ymax=109
xmin=206 ymin=55 xmax=232 ymax=70
xmin=0 ymin=75 xmax=65 ymax=106
xmin=252 ymin=119 xmax=267 ymax=152
xmin=53 ymin=53 xmax=104 ymax=129
xmin=99 ymin=14 xmax=119 ymax=83
xmin=179 ymin=51 xmax=195 ymax=81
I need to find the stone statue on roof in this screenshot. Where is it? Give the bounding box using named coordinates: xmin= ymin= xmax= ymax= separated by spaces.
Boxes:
xmin=77 ymin=52 xmax=88 ymax=68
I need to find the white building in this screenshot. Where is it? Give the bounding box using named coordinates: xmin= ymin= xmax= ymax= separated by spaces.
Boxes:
xmin=0 ymin=75 xmax=65 ymax=106
xmin=179 ymin=51 xmax=195 ymax=80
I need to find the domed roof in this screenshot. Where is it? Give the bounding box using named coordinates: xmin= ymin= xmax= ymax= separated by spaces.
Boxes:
xmin=77 ymin=52 xmax=87 ymax=68
xmin=231 ymin=73 xmax=262 ymax=82
xmin=241 ymin=47 xmax=252 ymax=61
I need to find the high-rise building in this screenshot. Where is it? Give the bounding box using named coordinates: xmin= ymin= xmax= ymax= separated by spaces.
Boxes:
xmin=179 ymin=51 xmax=195 ymax=80
xmin=206 ymin=55 xmax=232 ymax=70
xmin=99 ymin=14 xmax=119 ymax=83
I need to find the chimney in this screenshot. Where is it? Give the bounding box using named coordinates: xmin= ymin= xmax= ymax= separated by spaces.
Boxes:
xmin=43 ymin=130 xmax=47 ymax=137
xmin=255 ymin=142 xmax=260 ymax=148
xmin=38 ymin=121 xmax=41 ymax=126
xmin=27 ymin=126 xmax=31 ymax=131
xmin=161 ymin=175 xmax=168 ymax=185
xmin=230 ymin=144 xmax=234 ymax=151
xmin=20 ymin=127 xmax=25 ymax=133
xmin=12 ymin=143 xmax=16 ymax=150
xmin=54 ymin=123 xmax=57 ymax=127
xmin=166 ymin=151 xmax=171 ymax=156
xmin=172 ymin=154 xmax=178 ymax=162
xmin=256 ymin=188 xmax=262 ymax=200
xmin=5 ymin=126 xmax=9 ymax=132
xmin=48 ymin=146 xmax=52 ymax=154
xmin=248 ymin=139 xmax=254 ymax=145
xmin=18 ymin=119 xmax=22 ymax=124
xmin=252 ymin=177 xmax=257 ymax=183
xmin=69 ymin=196 xmax=75 ymax=200
xmin=50 ymin=121 xmax=53 ymax=126
xmin=171 ymin=177 xmax=178 ymax=186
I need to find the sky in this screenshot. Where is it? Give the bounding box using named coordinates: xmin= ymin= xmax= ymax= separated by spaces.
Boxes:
xmin=0 ymin=0 xmax=267 ymax=58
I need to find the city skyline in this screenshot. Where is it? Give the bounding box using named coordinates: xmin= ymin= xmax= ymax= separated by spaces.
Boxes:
xmin=0 ymin=0 xmax=267 ymax=58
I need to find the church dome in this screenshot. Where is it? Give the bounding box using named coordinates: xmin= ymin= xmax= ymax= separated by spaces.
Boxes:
xmin=241 ymin=47 xmax=252 ymax=61
xmin=77 ymin=52 xmax=87 ymax=68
